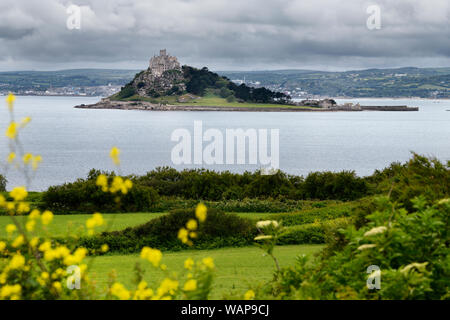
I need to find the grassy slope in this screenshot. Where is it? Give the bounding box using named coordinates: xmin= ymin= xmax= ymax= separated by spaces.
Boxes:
xmin=112 ymin=91 xmax=312 ymax=109
xmin=87 ymin=244 xmax=324 ymax=299
xmin=0 ymin=212 xmax=277 ymax=238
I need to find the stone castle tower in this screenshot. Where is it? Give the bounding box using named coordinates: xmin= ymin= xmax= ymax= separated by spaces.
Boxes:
xmin=149 ymin=49 xmax=181 ymax=77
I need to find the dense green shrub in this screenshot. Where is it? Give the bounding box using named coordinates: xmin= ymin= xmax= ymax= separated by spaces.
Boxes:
xmin=273 ymin=202 xmax=354 ymax=226
xmin=369 ymin=153 xmax=450 ymax=211
xmin=302 ymin=171 xmax=368 ymax=201
xmin=278 ymin=218 xmax=351 ymax=245
xmin=0 ymin=174 xmax=6 ymax=192
xmin=258 ymin=197 xmax=450 ymax=300
xmin=42 ymin=172 xmax=159 ymax=214
xmin=81 ymin=208 xmax=257 ymax=253
xmin=136 ymin=167 xmax=366 ymax=201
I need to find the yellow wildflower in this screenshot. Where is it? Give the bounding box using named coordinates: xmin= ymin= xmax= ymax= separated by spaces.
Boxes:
xmin=23 ymin=153 xmax=33 ymax=164
xmin=195 ymin=203 xmax=207 ymax=222
xmin=6 ymin=93 xmax=16 ymax=111
xmin=29 ymin=237 xmax=39 ymax=248
xmin=110 ymin=147 xmax=121 ymax=165
xmin=10 ymin=186 xmax=28 ymax=201
xmin=183 ymin=279 xmax=197 ymax=291
xmin=101 ymin=244 xmax=109 ymax=253
xmin=25 ymin=220 xmax=36 ymax=232
xmin=39 ymin=241 xmax=52 ymax=252
xmin=178 ymin=227 xmax=189 ymax=244
xmin=244 ymin=290 xmax=255 ymax=300
xmin=184 ymin=258 xmax=194 ymax=270
xmin=157 ymin=278 xmax=179 ymax=297
xmin=5 ymin=122 xmax=17 ymax=139
xmin=186 ymin=219 xmax=198 ymax=231
xmin=12 ymin=235 xmax=24 ymax=248
xmin=0 ymin=284 xmax=21 ymax=300
xmin=32 ymin=155 xmax=42 ymax=170
xmin=6 ymin=224 xmax=16 ymax=234
xmin=110 ymin=283 xmax=130 ymax=300
xmin=7 ymin=152 xmax=16 ymax=163
xmin=0 ymin=241 xmax=6 ymax=252
xmin=202 ymin=257 xmax=215 ymax=269
xmin=41 ymin=210 xmax=53 ymax=225
xmin=96 ymin=174 xmax=108 ymax=192
xmin=9 ymin=254 xmax=25 ymax=269
xmin=20 ymin=117 xmax=31 ymax=127
xmin=29 ymin=209 xmax=40 ymax=219
xmin=17 ymin=202 xmax=30 ymax=214
xmin=140 ymin=247 xmax=162 ymax=267
xmin=52 ymin=281 xmax=62 ymax=292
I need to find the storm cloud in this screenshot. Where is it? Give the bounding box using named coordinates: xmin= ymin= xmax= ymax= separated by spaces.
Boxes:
xmin=0 ymin=0 xmax=449 ymax=71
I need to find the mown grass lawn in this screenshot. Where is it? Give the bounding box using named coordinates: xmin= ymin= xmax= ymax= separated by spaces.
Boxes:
xmin=87 ymin=244 xmax=324 ymax=299
xmin=0 ymin=212 xmax=278 ymax=238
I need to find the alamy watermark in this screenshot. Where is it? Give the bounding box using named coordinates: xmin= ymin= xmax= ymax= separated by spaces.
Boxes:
xmin=66 ymin=5 xmax=81 ymax=30
xmin=66 ymin=265 xmax=81 ymax=290
xmin=171 ymin=121 xmax=279 ymax=174
xmin=366 ymin=5 xmax=381 ymax=30
xmin=367 ymin=265 xmax=381 ymax=290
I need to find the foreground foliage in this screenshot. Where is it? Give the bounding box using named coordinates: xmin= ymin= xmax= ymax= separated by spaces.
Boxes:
xmin=257 ymin=197 xmax=450 ymax=300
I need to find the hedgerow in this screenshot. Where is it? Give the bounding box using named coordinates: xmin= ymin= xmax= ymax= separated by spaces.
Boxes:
xmin=81 ymin=208 xmax=257 ymax=253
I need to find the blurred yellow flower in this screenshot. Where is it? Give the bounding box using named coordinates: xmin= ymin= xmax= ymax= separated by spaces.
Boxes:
xmin=140 ymin=247 xmax=162 ymax=267
xmin=5 ymin=122 xmax=18 ymax=139
xmin=10 ymin=186 xmax=28 ymax=201
xmin=8 ymin=254 xmax=25 ymax=270
xmin=6 ymin=224 xmax=16 ymax=234
xmin=202 ymin=257 xmax=214 ymax=269
xmin=41 ymin=210 xmax=53 ymax=225
xmin=183 ymin=279 xmax=197 ymax=291
xmin=244 ymin=290 xmax=255 ymax=300
xmin=7 ymin=152 xmax=16 ymax=164
xmin=184 ymin=258 xmax=194 ymax=270
xmin=195 ymin=203 xmax=207 ymax=222
xmin=6 ymin=93 xmax=15 ymax=111
xmin=111 ymin=283 xmax=130 ymax=300
xmin=110 ymin=147 xmax=121 ymax=165
xmin=186 ymin=219 xmax=198 ymax=231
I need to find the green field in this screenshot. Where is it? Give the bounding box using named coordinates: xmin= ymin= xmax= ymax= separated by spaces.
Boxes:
xmin=0 ymin=212 xmax=279 ymax=238
xmin=87 ymin=244 xmax=324 ymax=299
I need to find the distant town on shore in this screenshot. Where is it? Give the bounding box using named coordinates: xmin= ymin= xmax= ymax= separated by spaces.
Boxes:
xmin=1 ymin=51 xmax=449 ymax=100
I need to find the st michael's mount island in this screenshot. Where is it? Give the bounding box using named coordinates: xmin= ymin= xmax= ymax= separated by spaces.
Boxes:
xmin=75 ymin=49 xmax=419 ymax=112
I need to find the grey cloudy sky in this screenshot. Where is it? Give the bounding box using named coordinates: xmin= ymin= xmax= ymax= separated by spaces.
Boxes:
xmin=0 ymin=0 xmax=449 ymax=71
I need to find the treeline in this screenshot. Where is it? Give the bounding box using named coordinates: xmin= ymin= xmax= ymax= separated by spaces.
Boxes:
xmin=135 ymin=167 xmax=366 ymax=201
xmin=40 ymin=154 xmax=449 ymax=214
xmin=183 ymin=66 xmax=291 ymax=104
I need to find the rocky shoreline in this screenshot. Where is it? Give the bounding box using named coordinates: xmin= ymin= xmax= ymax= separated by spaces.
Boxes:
xmin=74 ymin=99 xmax=419 ymax=112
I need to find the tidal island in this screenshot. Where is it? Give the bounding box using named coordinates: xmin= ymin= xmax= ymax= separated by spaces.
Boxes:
xmin=75 ymin=50 xmax=418 ymax=112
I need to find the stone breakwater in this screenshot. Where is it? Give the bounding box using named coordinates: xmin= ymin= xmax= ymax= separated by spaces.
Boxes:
xmin=74 ymin=100 xmax=419 ymax=112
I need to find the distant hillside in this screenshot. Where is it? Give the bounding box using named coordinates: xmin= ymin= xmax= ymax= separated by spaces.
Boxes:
xmin=0 ymin=69 xmax=138 ymax=92
xmin=1 ymin=66 xmax=449 ymax=98
xmin=219 ymin=67 xmax=450 ymax=98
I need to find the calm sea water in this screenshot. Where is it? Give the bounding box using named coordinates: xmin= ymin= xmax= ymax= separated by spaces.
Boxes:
xmin=0 ymin=96 xmax=449 ymax=191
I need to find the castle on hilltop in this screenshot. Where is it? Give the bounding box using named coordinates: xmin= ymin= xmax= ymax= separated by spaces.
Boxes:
xmin=149 ymin=49 xmax=181 ymax=77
